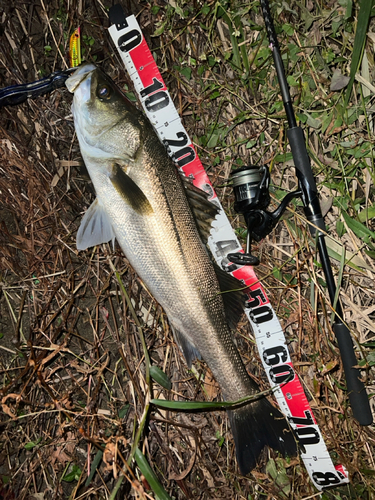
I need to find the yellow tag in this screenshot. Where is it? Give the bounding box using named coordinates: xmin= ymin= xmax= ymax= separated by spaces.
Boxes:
xmin=69 ymin=27 xmax=81 ymax=67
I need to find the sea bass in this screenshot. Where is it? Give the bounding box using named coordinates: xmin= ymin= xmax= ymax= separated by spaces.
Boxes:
xmin=66 ymin=64 xmax=297 ymax=474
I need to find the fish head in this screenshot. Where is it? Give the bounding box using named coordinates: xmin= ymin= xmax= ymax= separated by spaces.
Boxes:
xmin=66 ymin=63 xmax=142 ymax=159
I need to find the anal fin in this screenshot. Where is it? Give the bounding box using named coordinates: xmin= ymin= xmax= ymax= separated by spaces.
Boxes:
xmin=170 ymin=325 xmax=201 ymax=368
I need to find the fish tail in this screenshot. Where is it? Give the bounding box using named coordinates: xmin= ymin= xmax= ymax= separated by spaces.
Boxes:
xmin=228 ymin=398 xmax=297 ymax=475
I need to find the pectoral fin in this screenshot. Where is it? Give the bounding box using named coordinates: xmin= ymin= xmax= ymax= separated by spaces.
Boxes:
xmin=77 ymin=198 xmax=116 ymax=250
xmin=110 ymin=163 xmax=153 ymax=215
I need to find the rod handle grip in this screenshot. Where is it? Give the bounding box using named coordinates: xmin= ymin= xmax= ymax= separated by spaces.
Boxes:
xmin=334 ymin=322 xmax=373 ymax=425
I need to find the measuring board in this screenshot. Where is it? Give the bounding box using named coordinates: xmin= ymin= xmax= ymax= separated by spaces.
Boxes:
xmin=108 ymin=6 xmax=349 ymax=490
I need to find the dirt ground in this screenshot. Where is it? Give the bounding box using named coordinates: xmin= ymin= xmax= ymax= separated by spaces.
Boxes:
xmin=1 ymin=1 xmax=375 ymax=499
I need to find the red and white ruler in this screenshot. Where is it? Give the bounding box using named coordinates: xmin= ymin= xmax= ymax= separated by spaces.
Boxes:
xmin=108 ymin=7 xmax=349 ymax=490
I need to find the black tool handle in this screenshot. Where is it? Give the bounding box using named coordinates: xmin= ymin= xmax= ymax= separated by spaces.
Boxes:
xmin=0 ymin=70 xmax=73 ymax=108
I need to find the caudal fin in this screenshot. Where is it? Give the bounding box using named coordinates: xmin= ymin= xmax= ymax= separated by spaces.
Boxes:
xmin=228 ymin=398 xmax=297 ymax=475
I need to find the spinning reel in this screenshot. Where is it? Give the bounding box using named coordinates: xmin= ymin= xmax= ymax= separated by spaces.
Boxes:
xmin=227 ymin=165 xmax=302 ymax=266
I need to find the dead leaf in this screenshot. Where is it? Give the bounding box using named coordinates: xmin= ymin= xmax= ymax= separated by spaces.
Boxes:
xmin=203 ymin=370 xmax=220 ymax=400
xmin=103 ymin=441 xmax=118 ymax=478
xmin=169 ymin=441 xmax=196 ymax=480
xmin=1 ymin=404 xmax=16 ymax=419
xmin=51 ymin=448 xmax=71 ymax=465
xmin=330 ymin=70 xmax=350 ymax=91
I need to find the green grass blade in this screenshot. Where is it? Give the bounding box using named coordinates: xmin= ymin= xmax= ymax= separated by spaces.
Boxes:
xmin=151 ymin=387 xmax=274 ymax=411
xmin=358 ymin=205 xmax=375 ymax=223
xmin=150 ymin=365 xmax=172 ymax=390
xmin=218 ymin=7 xmax=242 ymax=71
xmin=109 ymin=477 xmax=124 ymax=500
xmin=134 ymin=448 xmax=172 ymax=500
xmin=84 ymin=450 xmax=103 ymax=487
xmin=341 ymin=211 xmax=375 ymax=240
xmin=344 ymin=0 xmax=374 ymax=106
xmin=109 ymin=259 xmax=151 ymax=387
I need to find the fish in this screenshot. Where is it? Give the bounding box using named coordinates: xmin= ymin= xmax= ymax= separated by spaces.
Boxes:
xmin=66 ymin=63 xmax=297 ymax=474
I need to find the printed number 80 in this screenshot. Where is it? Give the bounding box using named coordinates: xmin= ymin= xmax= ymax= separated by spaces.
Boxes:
xmin=312 ymin=471 xmax=341 ymax=487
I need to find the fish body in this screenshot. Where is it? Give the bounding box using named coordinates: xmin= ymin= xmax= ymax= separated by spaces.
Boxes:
xmin=66 ymin=64 xmax=297 ymax=473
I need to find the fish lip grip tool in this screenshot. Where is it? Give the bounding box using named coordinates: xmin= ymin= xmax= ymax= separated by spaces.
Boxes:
xmin=0 ymin=27 xmax=80 ymax=109
xmin=0 ymin=68 xmax=75 ymax=108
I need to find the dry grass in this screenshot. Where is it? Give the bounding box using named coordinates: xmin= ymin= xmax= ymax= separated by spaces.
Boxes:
xmin=0 ymin=1 xmax=375 ymax=499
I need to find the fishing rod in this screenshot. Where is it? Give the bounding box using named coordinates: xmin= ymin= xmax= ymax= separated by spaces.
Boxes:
xmin=228 ymin=0 xmax=372 ymax=426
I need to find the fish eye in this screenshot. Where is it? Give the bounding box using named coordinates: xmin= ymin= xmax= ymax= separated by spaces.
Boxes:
xmin=97 ymin=85 xmax=111 ymax=100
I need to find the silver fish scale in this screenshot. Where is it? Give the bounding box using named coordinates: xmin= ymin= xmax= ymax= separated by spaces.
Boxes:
xmin=142 ymin=132 xmax=256 ymax=401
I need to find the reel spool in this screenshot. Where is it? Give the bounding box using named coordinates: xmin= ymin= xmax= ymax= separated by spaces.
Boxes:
xmin=228 ymin=165 xmax=301 ymax=266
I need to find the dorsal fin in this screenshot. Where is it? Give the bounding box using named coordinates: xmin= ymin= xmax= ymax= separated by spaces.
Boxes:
xmin=181 ymin=175 xmax=219 ymax=244
xmin=180 ymin=174 xmax=245 ymax=328
xmin=213 ymin=262 xmax=247 ymax=330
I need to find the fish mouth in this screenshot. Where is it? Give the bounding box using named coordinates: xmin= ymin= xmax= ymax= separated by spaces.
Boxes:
xmin=65 ymin=63 xmax=96 ymax=95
